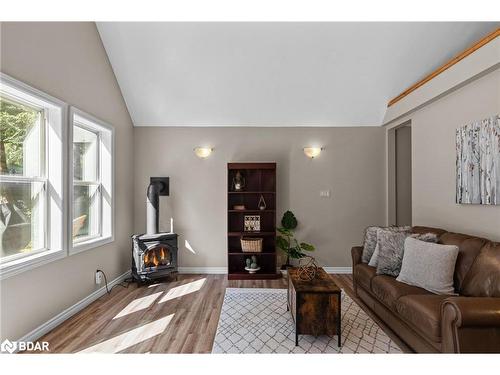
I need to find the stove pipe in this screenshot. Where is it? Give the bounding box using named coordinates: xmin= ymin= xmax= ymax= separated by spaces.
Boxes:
xmin=146 ymin=181 xmax=162 ymax=234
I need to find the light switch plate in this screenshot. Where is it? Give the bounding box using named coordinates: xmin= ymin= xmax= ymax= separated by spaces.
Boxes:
xmin=320 ymin=190 xmax=331 ymax=198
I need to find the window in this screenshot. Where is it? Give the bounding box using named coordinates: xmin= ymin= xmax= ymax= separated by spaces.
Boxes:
xmin=70 ymin=108 xmax=114 ymax=253
xmin=0 ymin=73 xmax=66 ymax=278
xmin=73 ymin=125 xmax=100 ymax=242
xmin=0 ymin=97 xmax=46 ymax=260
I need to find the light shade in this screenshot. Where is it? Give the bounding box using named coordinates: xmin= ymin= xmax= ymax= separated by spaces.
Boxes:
xmin=303 ymin=147 xmax=322 ymax=159
xmin=193 ymin=147 xmax=213 ymax=158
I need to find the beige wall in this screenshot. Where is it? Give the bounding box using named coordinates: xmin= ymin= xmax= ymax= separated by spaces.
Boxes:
xmin=133 ymin=127 xmax=386 ymax=269
xmin=386 ymin=68 xmax=500 ymax=241
xmin=0 ymin=22 xmax=134 ymax=340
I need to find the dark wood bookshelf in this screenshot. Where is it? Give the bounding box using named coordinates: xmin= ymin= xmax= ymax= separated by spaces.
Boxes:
xmin=228 ymin=231 xmax=276 ymax=236
xmin=227 ymin=162 xmax=280 ymax=280
xmin=228 ymin=191 xmax=276 ymax=194
xmin=228 ymin=209 xmax=276 ymax=213
xmin=228 ymin=251 xmax=276 ymax=255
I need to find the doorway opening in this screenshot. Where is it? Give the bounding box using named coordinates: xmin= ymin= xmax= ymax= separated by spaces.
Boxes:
xmin=388 ymin=122 xmax=412 ymax=226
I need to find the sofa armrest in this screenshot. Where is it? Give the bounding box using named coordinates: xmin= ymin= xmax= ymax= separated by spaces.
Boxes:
xmin=442 ymin=297 xmax=500 ymax=327
xmin=351 ymin=246 xmax=363 ymax=296
xmin=351 ymin=246 xmax=363 ymax=266
xmin=441 ymin=297 xmax=500 ymax=353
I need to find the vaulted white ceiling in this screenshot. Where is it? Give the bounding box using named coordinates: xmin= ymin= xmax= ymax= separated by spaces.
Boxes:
xmin=97 ymin=22 xmax=498 ymax=127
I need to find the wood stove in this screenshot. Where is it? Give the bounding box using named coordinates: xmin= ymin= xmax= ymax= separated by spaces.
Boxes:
xmin=132 ymin=177 xmax=178 ymax=282
xmin=132 ymin=232 xmax=178 ymax=282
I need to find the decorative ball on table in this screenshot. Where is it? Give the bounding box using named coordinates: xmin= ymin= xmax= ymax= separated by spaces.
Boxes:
xmin=297 ymin=255 xmax=320 ymax=281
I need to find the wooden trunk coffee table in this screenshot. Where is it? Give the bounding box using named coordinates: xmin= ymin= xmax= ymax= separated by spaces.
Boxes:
xmin=287 ymin=267 xmax=342 ymax=346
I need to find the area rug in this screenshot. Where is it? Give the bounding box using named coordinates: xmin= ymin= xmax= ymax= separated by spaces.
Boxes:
xmin=212 ymin=288 xmax=402 ymax=354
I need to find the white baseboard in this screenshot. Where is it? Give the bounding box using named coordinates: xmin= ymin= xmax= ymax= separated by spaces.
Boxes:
xmin=17 ymin=270 xmax=131 ymax=344
xmin=178 ymin=267 xmax=227 ymax=274
xmin=323 ymin=267 xmax=352 ymax=274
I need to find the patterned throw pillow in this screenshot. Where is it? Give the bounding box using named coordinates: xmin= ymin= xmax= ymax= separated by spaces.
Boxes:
xmin=375 ymin=229 xmax=411 ymax=276
xmin=362 ymin=226 xmax=411 ymax=264
xmin=362 ymin=226 xmax=380 ymax=263
xmin=376 ymin=232 xmax=439 ymax=277
xmin=409 ymin=232 xmax=438 ymax=243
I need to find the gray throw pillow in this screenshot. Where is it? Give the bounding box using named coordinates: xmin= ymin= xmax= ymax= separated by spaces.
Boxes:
xmin=396 ymin=237 xmax=459 ymax=295
xmin=362 ymin=225 xmax=410 ymax=264
xmin=410 ymin=232 xmax=438 ymax=243
xmin=362 ymin=226 xmax=380 ymax=263
xmin=375 ymin=229 xmax=410 ymax=276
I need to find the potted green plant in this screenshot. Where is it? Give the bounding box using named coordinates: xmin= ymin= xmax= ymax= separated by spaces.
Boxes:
xmin=276 ymin=210 xmax=315 ymax=270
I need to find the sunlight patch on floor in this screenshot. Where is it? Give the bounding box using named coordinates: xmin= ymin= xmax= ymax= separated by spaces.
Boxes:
xmin=148 ymin=282 xmax=167 ymax=288
xmin=113 ymin=291 xmax=164 ymax=320
xmin=78 ymin=314 xmax=174 ymax=353
xmin=158 ymin=278 xmax=206 ymax=304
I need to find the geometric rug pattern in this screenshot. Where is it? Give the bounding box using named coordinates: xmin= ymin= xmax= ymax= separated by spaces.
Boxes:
xmin=212 ymin=288 xmax=402 ymax=354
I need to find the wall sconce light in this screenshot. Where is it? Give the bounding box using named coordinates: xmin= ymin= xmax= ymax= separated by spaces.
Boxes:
xmin=303 ymin=147 xmax=322 ymax=159
xmin=194 ymin=147 xmax=213 ymax=158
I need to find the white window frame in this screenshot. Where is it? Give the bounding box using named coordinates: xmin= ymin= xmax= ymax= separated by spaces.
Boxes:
xmin=0 ymin=96 xmax=47 ymax=259
xmin=0 ymin=73 xmax=67 ymax=280
xmin=69 ymin=107 xmax=114 ymax=255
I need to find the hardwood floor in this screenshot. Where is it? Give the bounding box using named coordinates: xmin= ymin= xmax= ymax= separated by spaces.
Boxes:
xmin=32 ymin=273 xmax=410 ymax=353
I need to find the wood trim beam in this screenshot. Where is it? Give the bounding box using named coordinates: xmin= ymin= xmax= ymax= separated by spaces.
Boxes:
xmin=387 ymin=27 xmax=500 ymax=107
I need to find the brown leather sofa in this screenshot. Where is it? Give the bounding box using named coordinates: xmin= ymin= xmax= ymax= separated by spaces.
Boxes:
xmin=351 ymin=226 xmax=500 ymax=353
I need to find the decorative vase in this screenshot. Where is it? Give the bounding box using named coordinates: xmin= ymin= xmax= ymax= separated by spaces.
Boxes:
xmin=245 ymin=256 xmax=260 ymax=273
xmin=232 ymin=171 xmax=246 ymax=191
xmin=258 ymin=195 xmax=266 ymax=210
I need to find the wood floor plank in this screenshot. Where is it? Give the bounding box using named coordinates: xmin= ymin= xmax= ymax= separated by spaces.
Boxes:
xmin=28 ymin=273 xmax=409 ymax=353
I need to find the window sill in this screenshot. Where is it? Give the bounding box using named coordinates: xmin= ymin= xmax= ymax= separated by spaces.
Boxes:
xmin=0 ymin=249 xmax=66 ymax=281
xmin=70 ymin=236 xmax=114 ymax=255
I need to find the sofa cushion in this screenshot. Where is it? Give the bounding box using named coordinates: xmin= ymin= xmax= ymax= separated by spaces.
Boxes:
xmin=439 ymin=232 xmax=488 ymax=293
xmin=354 ymin=263 xmax=377 ymax=291
xmin=395 ymin=295 xmax=448 ymax=343
xmin=371 ymin=275 xmax=431 ymax=310
xmin=461 ymin=241 xmax=500 ymax=297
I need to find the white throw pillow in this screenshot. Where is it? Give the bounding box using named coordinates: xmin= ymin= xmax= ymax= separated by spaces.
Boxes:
xmin=368 ymin=244 xmax=380 ymax=267
xmin=396 ymin=237 xmax=459 ymax=295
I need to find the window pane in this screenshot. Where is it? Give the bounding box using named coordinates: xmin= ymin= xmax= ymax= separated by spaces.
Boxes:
xmin=73 ymin=125 xmax=98 ymax=182
xmin=73 ymin=184 xmax=100 ymax=242
xmin=0 ymin=96 xmax=43 ymax=177
xmin=0 ymin=180 xmax=45 ymax=259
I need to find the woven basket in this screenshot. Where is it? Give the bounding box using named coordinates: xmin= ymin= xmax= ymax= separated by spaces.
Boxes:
xmin=241 ymin=237 xmax=263 ymax=253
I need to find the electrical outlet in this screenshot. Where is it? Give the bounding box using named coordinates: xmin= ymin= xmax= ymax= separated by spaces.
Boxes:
xmin=95 ymin=271 xmax=102 ymax=285
xmin=320 ymin=190 xmax=331 ymax=198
